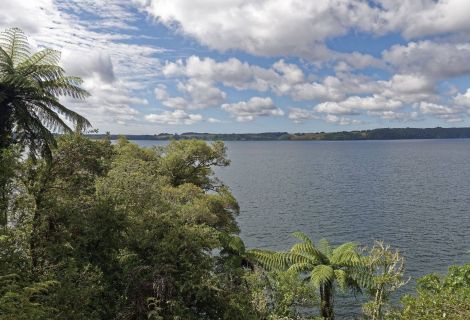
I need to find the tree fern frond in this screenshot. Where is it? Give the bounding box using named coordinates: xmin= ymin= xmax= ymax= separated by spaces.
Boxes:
xmin=311 ymin=264 xmax=335 ymax=288
xmin=41 ymin=76 xmax=90 ymax=99
xmin=290 ymin=241 xmax=323 ymax=258
xmin=43 ymin=96 xmax=91 ymax=129
xmin=288 ymin=262 xmax=311 ymax=273
xmin=334 ymin=269 xmax=347 ymax=291
xmin=0 ymin=47 xmax=13 ymax=72
xmin=287 ymin=252 xmax=317 ymax=265
xmin=349 ymin=266 xmax=374 ymax=289
xmin=318 ymin=238 xmax=332 ymax=257
xmin=17 ymin=48 xmax=61 ymax=71
xmin=29 ymin=102 xmax=73 ymax=133
xmin=248 ymin=249 xmax=289 ymax=271
xmin=0 ymin=28 xmax=30 ymax=66
xmin=331 ymin=242 xmax=361 ymax=266
xmin=292 ymin=231 xmax=313 ymax=244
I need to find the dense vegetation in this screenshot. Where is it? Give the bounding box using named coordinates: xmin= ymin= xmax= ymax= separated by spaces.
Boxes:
xmin=1 ymin=27 xmax=469 ymax=320
xmin=86 ymin=127 xmax=470 ymax=142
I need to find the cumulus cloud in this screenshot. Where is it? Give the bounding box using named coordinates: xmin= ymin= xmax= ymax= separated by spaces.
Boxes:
xmin=314 ymin=95 xmax=403 ymax=115
xmin=61 ymin=50 xmax=116 ymax=83
xmin=383 ymin=41 xmax=470 ymax=81
xmin=145 ymin=110 xmax=203 ymax=125
xmin=207 ymin=117 xmax=222 ymax=123
xmin=289 ymin=77 xmax=345 ymax=102
xmin=176 ymin=79 xmax=227 ymax=108
xmin=454 ymin=89 xmax=470 ymax=109
xmin=325 ymin=114 xmax=362 ymax=126
xmin=222 ymin=97 xmax=284 ymax=122
xmin=415 ymin=101 xmax=464 ymax=122
xmin=162 ymin=56 xmax=280 ymax=92
xmin=396 ymin=0 xmax=470 ymax=39
xmin=138 ymin=0 xmax=364 ymax=58
xmin=288 ymin=108 xmax=318 ymax=123
xmin=154 ymin=81 xmax=226 ymax=110
xmin=137 ymin=0 xmax=470 ymax=60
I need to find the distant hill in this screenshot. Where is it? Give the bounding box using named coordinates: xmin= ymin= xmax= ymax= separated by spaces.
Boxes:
xmin=86 ymin=127 xmax=470 ymax=141
xmin=86 ymin=132 xmax=290 ymax=141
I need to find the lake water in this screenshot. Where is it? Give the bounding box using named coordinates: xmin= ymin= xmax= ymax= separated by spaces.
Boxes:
xmin=133 ymin=139 xmax=470 ymax=317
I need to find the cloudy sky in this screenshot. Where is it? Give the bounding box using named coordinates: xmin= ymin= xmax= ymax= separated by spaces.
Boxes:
xmin=3 ymin=0 xmax=470 ymax=134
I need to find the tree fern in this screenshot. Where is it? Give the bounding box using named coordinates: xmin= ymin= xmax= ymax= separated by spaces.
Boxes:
xmin=0 ymin=27 xmax=90 ymax=155
xmin=248 ymin=232 xmax=369 ymax=320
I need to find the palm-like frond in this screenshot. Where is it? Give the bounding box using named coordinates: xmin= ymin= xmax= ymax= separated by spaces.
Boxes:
xmin=330 ymin=242 xmax=361 ymax=266
xmin=0 ymin=28 xmax=30 ymax=66
xmin=334 ymin=269 xmax=348 ymax=291
xmin=311 ymin=265 xmax=335 ymax=288
xmin=292 ymin=231 xmax=313 ymax=244
xmin=249 ymin=232 xmax=371 ymax=319
xmin=318 ymin=238 xmax=332 ymax=257
xmin=288 ymin=261 xmax=312 ymax=273
xmin=247 ymin=249 xmax=290 ymax=270
xmin=0 ymin=27 xmax=91 ymax=155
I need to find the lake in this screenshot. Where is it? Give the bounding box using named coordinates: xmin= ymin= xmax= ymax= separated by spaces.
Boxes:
xmin=133 ymin=139 xmax=470 ymax=317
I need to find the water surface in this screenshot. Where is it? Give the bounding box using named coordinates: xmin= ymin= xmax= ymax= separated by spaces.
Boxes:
xmin=133 ymin=139 xmax=470 ymax=317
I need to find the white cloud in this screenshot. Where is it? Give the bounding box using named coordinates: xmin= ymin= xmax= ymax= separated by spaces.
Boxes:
xmin=153 ymin=80 xmax=227 ymax=110
xmin=137 ymin=0 xmax=470 ymax=61
xmin=315 ymin=95 xmax=403 ymax=115
xmin=145 ymin=110 xmax=202 ymax=125
xmin=324 ymin=114 xmax=362 ymax=126
xmin=162 ymin=97 xmax=189 ymax=109
xmin=367 ymin=111 xmax=420 ymax=122
xmin=176 ymin=79 xmax=227 ymax=109
xmin=418 ymin=102 xmax=459 ymax=115
xmin=138 ymin=0 xmax=363 ymax=58
xmin=221 ymin=97 xmax=284 ymax=122
xmin=61 ymin=50 xmax=116 ymax=83
xmin=383 ymin=41 xmax=470 ymax=80
xmin=207 ymin=117 xmax=222 ymax=123
xmin=415 ymin=101 xmax=465 ymax=122
xmin=162 ymin=55 xmax=279 ymax=92
xmin=288 ymin=108 xmax=318 ymax=123
xmin=154 ymin=84 xmax=170 ymax=100
xmin=397 ymin=0 xmax=470 ymax=39
xmin=454 ymin=89 xmax=470 ymax=109
xmin=289 ymin=77 xmax=345 ymax=102
xmin=63 ymin=73 xmax=146 ymax=125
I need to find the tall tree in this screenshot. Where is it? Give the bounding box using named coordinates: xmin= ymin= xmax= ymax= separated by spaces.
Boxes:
xmin=250 ymin=232 xmax=367 ymax=320
xmin=0 ymin=27 xmax=89 ymax=156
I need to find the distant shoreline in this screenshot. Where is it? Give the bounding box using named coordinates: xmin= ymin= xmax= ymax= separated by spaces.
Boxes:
xmin=86 ymin=127 xmax=470 ymax=141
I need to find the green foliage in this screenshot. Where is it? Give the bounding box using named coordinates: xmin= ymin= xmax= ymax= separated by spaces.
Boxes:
xmin=242 ymin=269 xmax=316 ymax=320
xmin=0 ymin=146 xmax=19 ymax=225
xmin=0 ymin=274 xmax=57 ymax=320
xmin=0 ymin=135 xmax=255 ymax=319
xmin=387 ymin=263 xmax=470 ymax=320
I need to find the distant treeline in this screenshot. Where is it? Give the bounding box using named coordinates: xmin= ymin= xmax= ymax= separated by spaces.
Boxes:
xmin=86 ymin=127 xmax=470 ymax=141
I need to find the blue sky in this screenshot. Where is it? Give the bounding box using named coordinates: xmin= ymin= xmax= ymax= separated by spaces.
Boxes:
xmin=2 ymin=0 xmax=470 ymax=134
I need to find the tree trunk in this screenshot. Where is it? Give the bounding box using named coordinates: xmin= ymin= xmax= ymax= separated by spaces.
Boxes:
xmin=0 ymin=99 xmax=13 ymax=226
xmin=0 ymin=98 xmax=14 ymax=150
xmin=320 ymin=284 xmax=334 ymax=320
